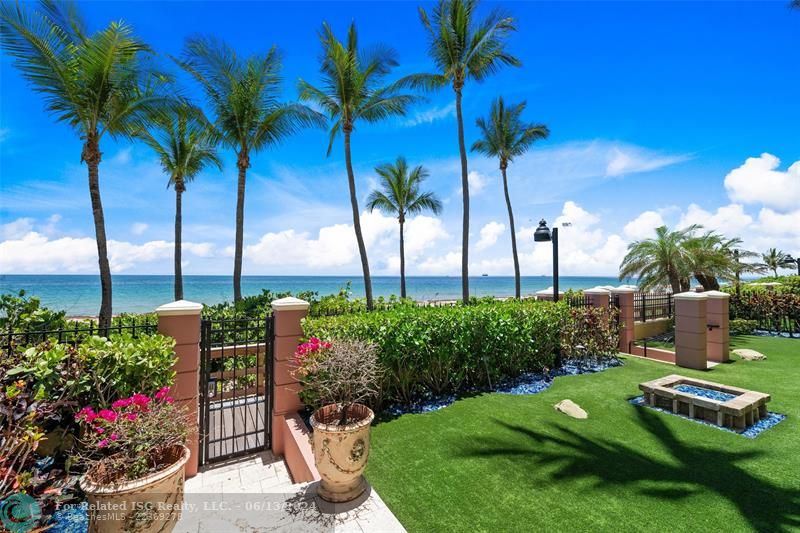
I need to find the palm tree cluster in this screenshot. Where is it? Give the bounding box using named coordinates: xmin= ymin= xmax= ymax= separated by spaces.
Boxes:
xmin=618 ymin=225 xmax=773 ymax=293
xmin=2 ymin=0 xmax=546 ymax=319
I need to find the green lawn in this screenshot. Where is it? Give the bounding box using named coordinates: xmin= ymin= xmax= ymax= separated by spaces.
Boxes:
xmin=365 ymin=336 xmax=800 ymax=532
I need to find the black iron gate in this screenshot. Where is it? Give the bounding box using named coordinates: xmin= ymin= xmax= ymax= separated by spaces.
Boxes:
xmin=199 ymin=316 xmax=274 ymax=465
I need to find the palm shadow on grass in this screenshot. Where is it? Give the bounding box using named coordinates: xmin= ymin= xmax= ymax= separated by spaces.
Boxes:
xmin=455 ymin=408 xmax=800 ymax=532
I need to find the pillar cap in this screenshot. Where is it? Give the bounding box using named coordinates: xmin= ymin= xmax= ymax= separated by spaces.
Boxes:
xmin=703 ymin=290 xmax=730 ymax=299
xmin=271 ymin=297 xmax=310 ymax=312
xmin=584 ymin=288 xmax=610 ymax=295
xmin=611 ymin=287 xmax=636 ymax=294
xmin=155 ymin=300 xmax=203 ymax=316
xmin=535 ymin=287 xmax=564 ymax=295
xmin=673 ymin=291 xmax=708 ymax=300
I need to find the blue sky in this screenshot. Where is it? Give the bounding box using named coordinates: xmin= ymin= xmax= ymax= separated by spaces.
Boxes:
xmin=1 ymin=1 xmax=799 ymax=277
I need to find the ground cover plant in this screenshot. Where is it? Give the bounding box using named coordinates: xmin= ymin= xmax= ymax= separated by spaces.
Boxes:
xmin=364 ymin=335 xmax=799 ymax=532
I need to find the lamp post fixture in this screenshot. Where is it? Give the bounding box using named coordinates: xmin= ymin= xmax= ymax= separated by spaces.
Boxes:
xmin=534 ymin=219 xmax=559 ymax=302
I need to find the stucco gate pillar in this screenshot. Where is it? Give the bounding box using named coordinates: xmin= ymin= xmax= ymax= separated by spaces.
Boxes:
xmin=156 ymin=299 xmax=203 ymax=478
xmin=584 ymin=288 xmax=611 ymax=308
xmin=673 ymin=291 xmax=709 ymax=370
xmin=611 ymin=288 xmax=635 ymax=354
xmin=704 ymin=290 xmax=730 ymax=363
xmin=270 ymin=297 xmax=309 ymax=457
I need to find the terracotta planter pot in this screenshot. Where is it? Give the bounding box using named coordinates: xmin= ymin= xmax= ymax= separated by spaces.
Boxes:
xmin=310 ymin=403 xmax=374 ymax=503
xmin=79 ymin=445 xmax=189 ymax=533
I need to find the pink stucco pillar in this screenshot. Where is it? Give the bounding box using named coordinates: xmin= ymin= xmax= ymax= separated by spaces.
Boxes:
xmin=270 ymin=297 xmax=309 ymax=457
xmin=674 ymin=291 xmax=708 ymax=370
xmin=705 ymin=291 xmax=730 ymax=363
xmin=612 ymin=288 xmax=635 ymax=353
xmin=156 ymin=299 xmax=203 ymax=478
xmin=584 ymin=288 xmax=610 ymax=308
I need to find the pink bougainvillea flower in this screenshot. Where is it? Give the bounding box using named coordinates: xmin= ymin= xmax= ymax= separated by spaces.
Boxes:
xmin=75 ymin=406 xmax=97 ymax=423
xmin=165 ymin=397 xmax=174 ymax=404
xmin=130 ymin=393 xmax=151 ymax=408
xmin=154 ymin=386 xmax=171 ymax=401
xmin=110 ymin=433 xmax=119 ymax=441
xmin=126 ymin=413 xmax=138 ymax=422
xmin=98 ymin=409 xmax=117 ymax=423
xmin=112 ymin=398 xmax=132 ymax=409
xmin=95 ymin=426 xmax=105 ymax=434
xmin=97 ymin=439 xmax=109 ymax=448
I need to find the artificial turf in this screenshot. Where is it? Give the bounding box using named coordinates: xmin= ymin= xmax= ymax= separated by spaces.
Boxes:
xmin=364 ymin=336 xmax=800 ymax=532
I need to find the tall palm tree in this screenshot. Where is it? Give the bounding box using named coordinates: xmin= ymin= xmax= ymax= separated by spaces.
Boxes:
xmin=138 ymin=106 xmax=222 ymax=300
xmin=298 ymin=22 xmax=421 ymax=310
xmin=761 ymin=248 xmax=795 ymax=278
xmin=1 ymin=1 xmax=170 ymax=329
xmin=471 ymin=97 xmax=548 ymax=299
xmin=619 ymin=225 xmax=699 ymax=293
xmin=366 ymin=157 xmax=443 ymax=298
xmin=179 ymin=37 xmax=323 ymax=302
xmin=418 ymin=0 xmax=521 ymax=304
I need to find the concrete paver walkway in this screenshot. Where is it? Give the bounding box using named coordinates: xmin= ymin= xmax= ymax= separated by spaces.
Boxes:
xmin=176 ymin=451 xmax=405 ymax=532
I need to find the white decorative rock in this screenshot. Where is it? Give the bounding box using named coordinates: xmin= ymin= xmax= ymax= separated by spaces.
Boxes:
xmin=733 ymin=349 xmax=767 ymax=361
xmin=554 ymin=399 xmax=588 ymax=419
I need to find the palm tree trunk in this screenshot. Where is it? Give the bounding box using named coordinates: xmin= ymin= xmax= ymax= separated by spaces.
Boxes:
xmin=501 ymin=166 xmax=520 ymax=299
xmin=455 ymin=87 xmax=470 ymax=304
xmin=343 ymin=128 xmax=374 ymax=310
xmin=233 ymin=152 xmax=247 ymax=302
xmin=399 ymin=220 xmax=406 ymax=299
xmin=174 ymin=185 xmax=184 ymax=301
xmin=82 ymin=136 xmax=112 ymax=331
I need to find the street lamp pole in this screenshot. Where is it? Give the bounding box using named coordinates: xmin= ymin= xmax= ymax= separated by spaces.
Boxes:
xmin=534 ymin=219 xmax=560 ymax=302
xmin=552 ymin=227 xmax=559 ymax=302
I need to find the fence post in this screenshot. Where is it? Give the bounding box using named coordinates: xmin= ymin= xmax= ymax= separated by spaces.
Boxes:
xmin=673 ymin=291 xmax=709 ymax=370
xmin=704 ymin=290 xmax=730 ymax=363
xmin=155 ymin=300 xmax=203 ymax=478
xmin=584 ymin=288 xmax=610 ymax=308
xmin=270 ymin=297 xmax=309 ymax=457
xmin=612 ymin=288 xmax=636 ymax=353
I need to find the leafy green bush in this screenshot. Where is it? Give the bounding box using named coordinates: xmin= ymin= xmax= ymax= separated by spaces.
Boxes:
xmin=0 ymin=290 xmax=67 ymax=333
xmin=302 ymin=300 xmax=566 ymax=404
xmin=6 ymin=333 xmax=176 ymax=407
xmin=560 ymin=306 xmax=621 ymax=360
xmin=730 ymin=319 xmax=758 ymax=336
xmin=730 ymin=292 xmax=800 ymax=335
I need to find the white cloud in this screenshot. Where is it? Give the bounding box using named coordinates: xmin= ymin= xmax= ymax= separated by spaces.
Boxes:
xmin=623 ymin=211 xmax=665 ymax=240
xmin=724 ymin=153 xmax=800 ymax=212
xmin=110 ymin=147 xmax=133 ymax=166
xmin=468 ymin=171 xmax=487 ymax=196
xmin=605 ymin=146 xmax=689 ymax=177
xmin=131 ymin=222 xmax=149 ymax=236
xmin=476 ymin=221 xmax=505 ymax=251
xmin=678 ymin=203 xmax=753 ymax=236
xmin=2 ymin=217 xmax=34 ymax=239
xmin=402 ymin=102 xmax=455 ymax=127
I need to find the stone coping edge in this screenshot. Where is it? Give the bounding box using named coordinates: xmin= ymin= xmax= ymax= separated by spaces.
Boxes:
xmin=271 ymin=297 xmax=311 ymax=312
xmin=155 ymin=300 xmax=203 ymax=316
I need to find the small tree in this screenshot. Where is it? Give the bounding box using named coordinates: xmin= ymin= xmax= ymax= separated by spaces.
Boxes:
xmin=293 ymin=338 xmax=382 ymax=425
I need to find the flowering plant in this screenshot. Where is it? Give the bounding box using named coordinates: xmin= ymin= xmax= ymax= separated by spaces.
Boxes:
xmin=75 ymin=387 xmax=191 ymax=482
xmin=292 ymin=337 xmax=381 ymax=425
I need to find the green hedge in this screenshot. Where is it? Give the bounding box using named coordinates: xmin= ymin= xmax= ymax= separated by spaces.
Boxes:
xmin=302 ymin=300 xmax=567 ymax=404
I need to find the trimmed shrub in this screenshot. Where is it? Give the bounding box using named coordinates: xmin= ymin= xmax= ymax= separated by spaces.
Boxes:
xmin=302 ymin=300 xmax=566 ymax=404
xmin=730 ymin=319 xmax=758 ymax=336
xmin=560 ymin=306 xmax=621 ymax=360
xmin=730 ymin=292 xmax=800 ymax=335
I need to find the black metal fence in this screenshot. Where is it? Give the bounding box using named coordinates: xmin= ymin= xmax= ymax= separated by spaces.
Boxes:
xmin=565 ymin=294 xmax=593 ymax=308
xmin=633 ymin=292 xmax=673 ymax=322
xmin=1 ymin=316 xmax=158 ymax=352
xmin=199 ymin=316 xmax=273 ymax=465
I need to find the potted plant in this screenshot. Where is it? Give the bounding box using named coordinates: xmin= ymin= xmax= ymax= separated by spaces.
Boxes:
xmin=75 ymin=387 xmax=191 ymax=533
xmin=293 ymin=337 xmax=382 ymax=503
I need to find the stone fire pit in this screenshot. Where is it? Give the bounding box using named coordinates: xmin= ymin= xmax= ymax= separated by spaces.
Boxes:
xmin=639 ymin=374 xmax=770 ymax=430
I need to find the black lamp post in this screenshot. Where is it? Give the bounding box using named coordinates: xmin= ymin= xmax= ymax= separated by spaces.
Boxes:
xmin=534 ymin=219 xmax=559 ymax=302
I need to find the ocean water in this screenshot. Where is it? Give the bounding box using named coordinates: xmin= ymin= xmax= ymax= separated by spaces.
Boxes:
xmin=0 ymin=275 xmax=625 ymax=316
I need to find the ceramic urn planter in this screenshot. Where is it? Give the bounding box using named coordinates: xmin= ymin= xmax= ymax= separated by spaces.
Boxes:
xmin=79 ymin=445 xmax=189 ymax=533
xmin=310 ymin=403 xmax=375 ymax=502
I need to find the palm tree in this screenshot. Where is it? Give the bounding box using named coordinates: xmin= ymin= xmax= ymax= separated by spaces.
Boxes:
xmin=418 ymin=0 xmax=521 ymax=304
xmin=298 ymin=22 xmax=421 ymax=310
xmin=471 ymin=97 xmax=548 ymax=299
xmin=366 ymin=157 xmax=443 ymax=298
xmin=138 ymin=106 xmax=222 ymax=300
xmin=682 ymin=231 xmax=747 ymax=291
xmin=619 ymin=225 xmax=699 ymax=293
xmin=1 ymin=1 xmax=170 ymax=329
xmin=179 ymin=37 xmax=323 ymax=302
xmin=761 ymin=248 xmax=795 ymax=278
